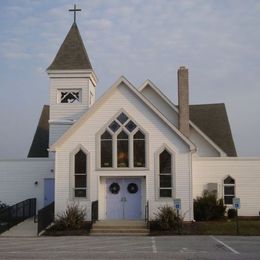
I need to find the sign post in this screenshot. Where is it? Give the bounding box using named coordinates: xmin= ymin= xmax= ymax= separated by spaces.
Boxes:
xmin=174 ymin=199 xmax=181 ymax=234
xmin=233 ymin=198 xmax=240 ymax=235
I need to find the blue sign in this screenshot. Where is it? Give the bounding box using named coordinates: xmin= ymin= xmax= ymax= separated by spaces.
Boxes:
xmin=233 ymin=198 xmax=240 ymax=209
xmin=174 ymin=198 xmax=181 ymax=210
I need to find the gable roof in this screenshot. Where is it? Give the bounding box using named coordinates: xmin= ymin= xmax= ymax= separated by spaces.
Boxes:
xmin=49 ymin=76 xmax=196 ymax=151
xmin=30 ymin=81 xmax=236 ymax=157
xmin=139 ymin=81 xmax=236 ymax=156
xmin=28 ymin=105 xmax=49 ymax=158
xmin=47 ymin=22 xmax=93 ymax=70
xmin=190 ymin=104 xmax=237 ymax=157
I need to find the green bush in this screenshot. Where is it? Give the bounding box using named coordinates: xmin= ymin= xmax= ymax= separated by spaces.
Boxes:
xmin=194 ymin=191 xmax=226 ymax=221
xmin=54 ymin=203 xmax=86 ymax=231
xmin=154 ymin=205 xmax=183 ymax=231
xmin=227 ymin=208 xmax=237 ymax=219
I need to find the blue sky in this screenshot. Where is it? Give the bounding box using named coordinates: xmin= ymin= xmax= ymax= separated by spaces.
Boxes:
xmin=0 ymin=0 xmax=260 ymax=158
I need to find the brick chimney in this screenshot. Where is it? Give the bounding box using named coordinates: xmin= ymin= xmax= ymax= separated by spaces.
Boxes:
xmin=178 ymin=66 xmax=190 ymax=137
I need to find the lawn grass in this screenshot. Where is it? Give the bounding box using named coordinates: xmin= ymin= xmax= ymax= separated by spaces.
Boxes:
xmin=150 ymin=220 xmax=260 ymax=236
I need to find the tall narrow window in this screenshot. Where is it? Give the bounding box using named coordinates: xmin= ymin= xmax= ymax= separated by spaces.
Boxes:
xmin=224 ymin=176 xmax=235 ymax=204
xmin=101 ymin=131 xmax=112 ymax=167
xmin=117 ymin=131 xmax=129 ymax=167
xmin=159 ymin=150 xmax=172 ymax=198
xmin=134 ymin=130 xmax=145 ymax=167
xmin=74 ymin=150 xmax=87 ymax=197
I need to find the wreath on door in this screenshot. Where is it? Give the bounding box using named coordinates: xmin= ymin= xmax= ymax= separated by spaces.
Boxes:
xmin=127 ymin=183 xmax=138 ymax=194
xmin=109 ymin=183 xmax=120 ymax=194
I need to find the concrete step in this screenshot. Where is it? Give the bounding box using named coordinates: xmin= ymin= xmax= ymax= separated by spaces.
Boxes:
xmin=91 ymin=232 xmax=149 ymax=236
xmin=91 ymin=220 xmax=149 ymax=236
xmin=91 ymin=228 xmax=148 ymax=233
xmin=93 ymin=220 xmax=146 ymax=227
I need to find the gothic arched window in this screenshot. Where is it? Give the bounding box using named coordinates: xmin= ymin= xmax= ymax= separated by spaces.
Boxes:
xmin=74 ymin=150 xmax=87 ymax=197
xmin=101 ymin=131 xmax=112 ymax=167
xmin=117 ymin=131 xmax=129 ymax=167
xmin=134 ymin=130 xmax=145 ymax=167
xmin=100 ymin=112 xmax=146 ymax=169
xmin=159 ymin=149 xmax=172 ymax=198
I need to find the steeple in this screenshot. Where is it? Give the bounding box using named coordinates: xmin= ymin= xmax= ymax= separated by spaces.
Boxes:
xmin=47 ymin=7 xmax=97 ymax=149
xmin=47 ymin=22 xmax=93 ymax=70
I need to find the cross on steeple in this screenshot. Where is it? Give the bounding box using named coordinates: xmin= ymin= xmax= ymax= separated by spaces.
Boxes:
xmin=69 ymin=4 xmax=81 ymax=23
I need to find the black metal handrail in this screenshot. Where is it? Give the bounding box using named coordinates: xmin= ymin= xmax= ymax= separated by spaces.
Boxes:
xmin=91 ymin=200 xmax=98 ymax=222
xmin=145 ymin=200 xmax=149 ymax=228
xmin=37 ymin=202 xmax=54 ymax=235
xmin=0 ymin=198 xmax=36 ymax=234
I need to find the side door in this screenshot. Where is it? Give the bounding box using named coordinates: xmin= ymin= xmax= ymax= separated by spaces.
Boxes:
xmin=44 ymin=178 xmax=55 ymax=206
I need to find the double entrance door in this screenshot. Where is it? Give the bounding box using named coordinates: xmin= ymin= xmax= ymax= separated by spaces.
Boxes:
xmin=106 ymin=178 xmax=141 ymax=220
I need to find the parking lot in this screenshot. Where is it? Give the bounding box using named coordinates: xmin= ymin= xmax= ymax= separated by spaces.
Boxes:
xmin=0 ymin=235 xmax=260 ymax=259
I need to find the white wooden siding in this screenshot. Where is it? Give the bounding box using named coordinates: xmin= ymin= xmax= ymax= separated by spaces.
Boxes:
xmin=141 ymin=84 xmax=220 ymax=157
xmin=49 ymin=124 xmax=72 ymax=147
xmin=0 ymin=159 xmax=54 ymax=210
xmin=54 ymin=83 xmax=193 ymax=221
xmin=50 ymin=77 xmax=92 ymax=121
xmin=193 ymin=157 xmax=260 ymax=216
xmin=190 ymin=128 xmax=220 ymax=157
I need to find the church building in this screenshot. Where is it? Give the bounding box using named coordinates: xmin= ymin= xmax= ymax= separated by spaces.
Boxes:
xmin=1 ymin=15 xmax=260 ymax=222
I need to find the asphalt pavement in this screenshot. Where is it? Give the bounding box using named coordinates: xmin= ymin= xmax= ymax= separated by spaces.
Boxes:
xmin=0 ymin=235 xmax=260 ymax=259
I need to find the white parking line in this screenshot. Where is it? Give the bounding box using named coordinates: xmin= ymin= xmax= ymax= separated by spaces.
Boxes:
xmin=151 ymin=237 xmax=157 ymax=253
xmin=210 ymin=236 xmax=240 ymax=255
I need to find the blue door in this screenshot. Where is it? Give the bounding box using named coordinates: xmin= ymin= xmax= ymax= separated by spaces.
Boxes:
xmin=44 ymin=178 xmax=55 ymax=206
xmin=106 ymin=178 xmax=141 ymax=220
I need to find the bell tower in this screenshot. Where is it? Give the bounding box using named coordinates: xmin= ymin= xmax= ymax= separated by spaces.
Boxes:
xmin=47 ymin=6 xmax=97 ymax=147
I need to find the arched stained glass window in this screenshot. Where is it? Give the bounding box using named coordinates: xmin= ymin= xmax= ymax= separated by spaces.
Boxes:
xmin=100 ymin=112 xmax=146 ymax=168
xmin=159 ymin=150 xmax=172 ymax=198
xmin=74 ymin=150 xmax=87 ymax=197
xmin=134 ymin=131 xmax=145 ymax=167
xmin=117 ymin=130 xmax=129 ymax=167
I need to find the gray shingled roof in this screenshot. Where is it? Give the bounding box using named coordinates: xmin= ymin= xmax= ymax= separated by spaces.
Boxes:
xmin=28 ymin=105 xmax=49 ymax=158
xmin=28 ymin=103 xmax=237 ymax=157
xmin=190 ymin=103 xmax=237 ymax=156
xmin=47 ymin=22 xmax=93 ymax=70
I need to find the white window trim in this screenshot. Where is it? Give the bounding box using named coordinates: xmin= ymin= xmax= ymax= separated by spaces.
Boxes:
xmin=95 ymin=109 xmax=149 ymax=170
xmin=155 ymin=144 xmax=176 ymax=201
xmin=70 ymin=145 xmax=90 ymax=201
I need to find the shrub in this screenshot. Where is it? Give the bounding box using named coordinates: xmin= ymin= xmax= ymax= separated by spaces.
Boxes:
xmin=154 ymin=205 xmax=183 ymax=231
xmin=54 ymin=203 xmax=86 ymax=231
xmin=194 ymin=191 xmax=226 ymax=221
xmin=227 ymin=208 xmax=237 ymax=219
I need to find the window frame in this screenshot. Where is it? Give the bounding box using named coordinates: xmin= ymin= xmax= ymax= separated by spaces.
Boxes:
xmin=223 ymin=176 xmax=235 ymax=205
xmin=155 ymin=145 xmax=175 ymax=200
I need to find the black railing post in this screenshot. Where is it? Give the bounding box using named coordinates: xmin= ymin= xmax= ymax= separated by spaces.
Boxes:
xmin=37 ymin=202 xmax=55 ymax=235
xmin=91 ymin=201 xmax=98 ymax=223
